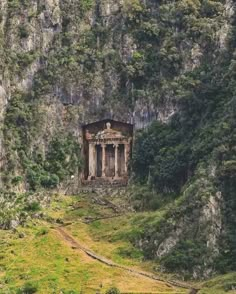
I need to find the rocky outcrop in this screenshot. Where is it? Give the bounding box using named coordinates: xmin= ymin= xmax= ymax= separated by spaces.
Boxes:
xmin=135 ymin=168 xmax=225 ymax=279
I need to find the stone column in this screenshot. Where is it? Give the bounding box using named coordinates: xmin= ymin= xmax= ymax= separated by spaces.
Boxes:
xmin=88 ymin=143 xmax=96 ymax=179
xmin=124 ymin=143 xmax=128 ymax=174
xmin=124 ymin=142 xmax=130 ymax=175
xmin=114 ymin=143 xmax=119 ymax=178
xmin=101 ymin=143 xmax=106 ymax=177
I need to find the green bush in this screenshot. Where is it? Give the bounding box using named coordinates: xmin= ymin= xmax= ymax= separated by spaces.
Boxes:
xmin=16 ymin=281 xmax=38 ymax=294
xmin=8 ymin=0 xmax=20 ymax=11
xmin=36 ymin=227 xmax=49 ymax=236
xmin=18 ymin=26 xmax=29 ymax=38
xmin=40 ymin=174 xmax=59 ymax=189
xmin=16 ymin=51 xmax=37 ymax=68
xmin=24 ymin=201 xmax=41 ymax=212
xmin=105 ymin=287 xmax=121 ymax=294
xmin=11 ymin=176 xmax=23 ymax=186
xmin=80 ymin=0 xmax=94 ymax=13
xmin=26 ymin=168 xmax=41 ymax=191
xmin=116 ymin=246 xmax=143 ymax=260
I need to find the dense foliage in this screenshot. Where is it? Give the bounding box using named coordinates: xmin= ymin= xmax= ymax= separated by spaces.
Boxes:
xmin=3 ymin=93 xmax=82 ymax=190
xmin=131 ymin=1 xmax=236 ymax=276
xmin=0 ymin=190 xmax=47 ymax=229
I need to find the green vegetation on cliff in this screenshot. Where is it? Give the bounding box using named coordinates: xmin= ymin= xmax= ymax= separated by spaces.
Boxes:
xmin=3 ymin=92 xmax=82 ymax=190
xmin=131 ymin=8 xmax=236 ymax=276
xmin=0 ymin=0 xmax=236 ymax=284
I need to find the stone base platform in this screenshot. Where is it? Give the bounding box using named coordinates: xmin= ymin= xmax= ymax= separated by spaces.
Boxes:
xmin=82 ymin=177 xmax=128 ymax=188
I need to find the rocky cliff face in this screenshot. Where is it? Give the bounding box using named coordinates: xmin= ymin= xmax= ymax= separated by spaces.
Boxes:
xmin=0 ymin=0 xmax=235 ymax=278
xmin=0 ymin=0 xmax=234 ymax=191
xmin=136 ymin=169 xmax=224 ymax=278
xmin=1 ymin=0 xmax=234 ymax=121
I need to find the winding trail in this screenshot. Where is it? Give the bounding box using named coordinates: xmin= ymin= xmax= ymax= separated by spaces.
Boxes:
xmin=55 ymin=226 xmax=200 ymax=294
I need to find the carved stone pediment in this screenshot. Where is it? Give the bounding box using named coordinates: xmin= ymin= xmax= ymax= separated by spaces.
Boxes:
xmin=86 ymin=122 xmax=126 ymax=141
xmin=95 ymin=122 xmax=124 ymax=140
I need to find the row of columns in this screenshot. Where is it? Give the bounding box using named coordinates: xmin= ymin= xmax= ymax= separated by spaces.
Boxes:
xmin=88 ymin=142 xmax=129 ymax=179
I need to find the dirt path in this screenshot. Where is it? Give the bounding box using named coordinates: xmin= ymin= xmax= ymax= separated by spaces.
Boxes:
xmin=55 ymin=226 xmax=199 ymax=293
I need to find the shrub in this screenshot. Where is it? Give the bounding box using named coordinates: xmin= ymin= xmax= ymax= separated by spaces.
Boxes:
xmin=105 ymin=287 xmax=121 ymax=294
xmin=26 ymin=168 xmax=41 ymax=191
xmin=16 ymin=281 xmax=38 ymax=294
xmin=40 ymin=174 xmax=59 ymax=188
xmin=36 ymin=227 xmax=49 ymax=236
xmin=18 ymin=26 xmax=29 ymax=38
xmin=24 ymin=201 xmax=41 ymax=212
xmin=11 ymin=176 xmax=23 ymax=186
xmin=116 ymin=246 xmax=143 ymax=260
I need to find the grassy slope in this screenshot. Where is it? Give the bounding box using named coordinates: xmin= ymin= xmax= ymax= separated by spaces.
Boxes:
xmin=0 ymin=193 xmax=235 ymax=293
xmin=0 ymin=194 xmax=186 ymax=293
xmin=0 ymin=224 xmax=185 ymax=293
xmin=199 ymin=273 xmax=236 ymax=294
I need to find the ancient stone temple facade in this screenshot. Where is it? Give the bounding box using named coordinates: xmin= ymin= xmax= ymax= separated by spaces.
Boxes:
xmin=83 ymin=120 xmax=133 ymax=184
